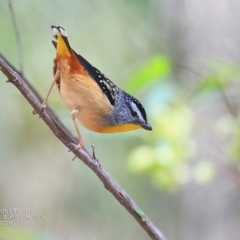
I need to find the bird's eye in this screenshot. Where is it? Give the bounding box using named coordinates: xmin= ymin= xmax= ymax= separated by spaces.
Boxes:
xmin=129 ymin=102 xmax=140 ymax=118
xmin=131 ymin=110 xmax=138 ymax=117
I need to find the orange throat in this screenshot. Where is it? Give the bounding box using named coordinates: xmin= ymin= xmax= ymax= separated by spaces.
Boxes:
xmin=93 ymin=123 xmax=142 ymax=133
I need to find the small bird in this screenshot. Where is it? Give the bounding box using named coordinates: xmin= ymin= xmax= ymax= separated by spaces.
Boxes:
xmin=41 ymin=26 xmax=152 ymax=149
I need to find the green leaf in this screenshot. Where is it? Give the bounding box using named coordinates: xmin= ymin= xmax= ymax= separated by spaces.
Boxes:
xmin=195 ymin=73 xmax=229 ymax=93
xmin=192 ymin=161 xmax=215 ymax=185
xmin=128 ymin=146 xmax=156 ymax=173
xmin=195 ymin=60 xmax=240 ymax=94
xmin=126 ymin=55 xmax=171 ymax=92
xmin=134 ymin=207 xmax=147 ymax=222
xmin=152 ymin=168 xmax=179 ymax=190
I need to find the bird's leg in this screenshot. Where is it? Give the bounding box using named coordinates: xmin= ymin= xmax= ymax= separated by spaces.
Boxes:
xmin=71 ymin=108 xmax=84 ymax=150
xmin=91 ymin=144 xmax=96 ymax=159
xmin=91 ymin=144 xmax=100 ymax=164
xmin=33 ymin=70 xmax=60 ymax=115
xmin=41 ymin=70 xmax=60 ymax=110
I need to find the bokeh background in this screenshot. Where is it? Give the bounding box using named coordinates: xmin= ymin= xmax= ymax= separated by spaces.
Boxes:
xmin=1 ymin=0 xmax=240 ymax=239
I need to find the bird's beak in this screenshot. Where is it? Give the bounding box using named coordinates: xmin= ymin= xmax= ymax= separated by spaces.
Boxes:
xmin=141 ymin=122 xmax=152 ymax=131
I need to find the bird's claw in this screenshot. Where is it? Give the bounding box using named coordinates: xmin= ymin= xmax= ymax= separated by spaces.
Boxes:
xmin=39 ymin=103 xmax=47 ymax=115
xmin=75 ymin=143 xmax=83 ymax=151
xmin=72 ymin=142 xmax=84 ymax=161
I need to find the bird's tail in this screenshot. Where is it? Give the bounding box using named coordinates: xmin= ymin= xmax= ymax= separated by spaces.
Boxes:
xmin=51 ymin=26 xmax=72 ymax=56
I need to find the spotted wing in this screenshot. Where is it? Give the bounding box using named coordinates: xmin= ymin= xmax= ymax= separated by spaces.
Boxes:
xmin=74 ymin=52 xmax=118 ymax=106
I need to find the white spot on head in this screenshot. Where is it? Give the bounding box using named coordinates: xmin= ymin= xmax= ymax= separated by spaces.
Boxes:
xmin=52 ymin=27 xmax=59 ymax=37
xmin=59 ymin=27 xmax=67 ymax=37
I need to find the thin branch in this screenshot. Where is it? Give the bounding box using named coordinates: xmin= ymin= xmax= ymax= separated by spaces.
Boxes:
xmin=176 ymin=62 xmax=240 ymax=184
xmin=218 ymin=89 xmax=240 ymax=128
xmin=8 ymin=0 xmax=24 ymax=75
xmin=177 ymin=61 xmax=240 ymax=123
xmin=0 ymin=54 xmax=167 ymax=240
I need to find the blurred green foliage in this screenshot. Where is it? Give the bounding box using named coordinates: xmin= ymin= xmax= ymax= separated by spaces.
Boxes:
xmin=127 ymin=56 xmax=240 ymax=190
xmin=0 ymin=226 xmax=53 ymax=240
xmin=217 ymin=115 xmax=240 ymax=161
xmin=128 ymin=96 xmax=196 ymax=189
xmin=1 ymin=1 xmax=240 ymax=240
xmin=126 ymin=54 xmax=194 ymax=189
xmin=195 ymin=60 xmax=240 ymax=94
xmin=126 ymin=55 xmax=171 ymax=92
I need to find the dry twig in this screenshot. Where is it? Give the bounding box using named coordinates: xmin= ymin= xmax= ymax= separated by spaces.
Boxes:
xmin=0 ymin=54 xmax=166 ymax=240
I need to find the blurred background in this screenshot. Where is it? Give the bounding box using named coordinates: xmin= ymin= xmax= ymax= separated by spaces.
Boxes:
xmin=1 ymin=0 xmax=240 ymax=239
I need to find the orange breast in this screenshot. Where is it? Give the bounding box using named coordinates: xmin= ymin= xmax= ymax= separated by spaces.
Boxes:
xmin=55 ymin=55 xmax=115 ymax=133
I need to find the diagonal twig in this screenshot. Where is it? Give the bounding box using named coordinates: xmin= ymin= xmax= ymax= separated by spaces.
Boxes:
xmin=0 ymin=54 xmax=167 ymax=240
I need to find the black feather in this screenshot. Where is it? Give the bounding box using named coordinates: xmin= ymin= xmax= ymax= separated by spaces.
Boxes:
xmin=52 ymin=40 xmax=57 ymax=48
xmin=125 ymin=92 xmax=147 ymax=121
xmin=74 ymin=51 xmax=117 ymax=105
